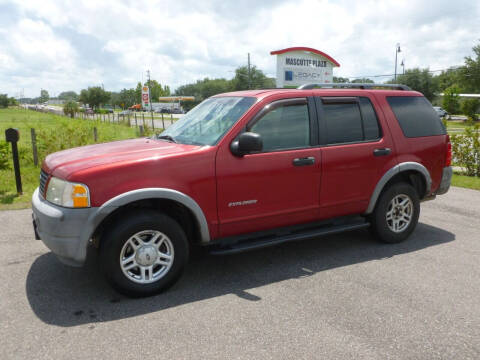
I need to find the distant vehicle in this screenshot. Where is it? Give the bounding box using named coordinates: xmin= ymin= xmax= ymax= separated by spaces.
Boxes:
xmin=128 ymin=104 xmax=142 ymax=112
xmin=171 ymin=108 xmax=184 ymax=114
xmin=102 ymin=107 xmax=114 ymax=113
xmin=433 ymin=106 xmax=449 ymax=119
xmin=119 ymin=110 xmax=131 ymax=115
xmin=84 ymin=108 xmax=94 ymax=115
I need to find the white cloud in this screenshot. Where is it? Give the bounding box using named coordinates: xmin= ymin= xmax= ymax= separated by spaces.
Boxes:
xmin=0 ymin=0 xmax=479 ymax=97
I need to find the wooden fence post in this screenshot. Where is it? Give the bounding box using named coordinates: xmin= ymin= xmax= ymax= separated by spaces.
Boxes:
xmin=31 ymin=128 xmax=38 ymax=167
xmin=139 ymin=125 xmax=144 ymax=137
xmin=134 ymin=113 xmax=137 ymax=127
xmin=142 ymin=113 xmax=145 ymax=127
xmin=162 ymin=113 xmax=165 ymax=129
xmin=93 ymin=127 xmax=98 ymax=142
xmin=151 ymin=112 xmax=154 ymax=130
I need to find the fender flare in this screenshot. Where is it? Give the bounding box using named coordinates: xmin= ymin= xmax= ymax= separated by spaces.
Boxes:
xmin=365 ymin=162 xmax=432 ymax=214
xmin=75 ymin=188 xmax=211 ymax=263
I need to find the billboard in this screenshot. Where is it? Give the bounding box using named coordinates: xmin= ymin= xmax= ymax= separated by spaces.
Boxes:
xmin=270 ymin=47 xmax=340 ymax=88
xmin=141 ymin=86 xmax=150 ymax=107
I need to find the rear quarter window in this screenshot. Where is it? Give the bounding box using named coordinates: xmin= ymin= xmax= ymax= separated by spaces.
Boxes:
xmin=387 ymin=96 xmax=446 ymax=137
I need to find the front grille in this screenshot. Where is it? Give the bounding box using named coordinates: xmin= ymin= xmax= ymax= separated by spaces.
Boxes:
xmin=39 ymin=170 xmax=49 ymax=197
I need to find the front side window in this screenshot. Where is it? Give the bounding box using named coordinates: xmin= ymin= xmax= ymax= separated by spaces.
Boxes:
xmin=159 ymin=96 xmax=256 ymax=145
xmin=249 ymin=100 xmax=310 ymax=152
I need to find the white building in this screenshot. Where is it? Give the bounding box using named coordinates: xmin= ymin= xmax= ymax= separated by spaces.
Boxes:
xmin=270 ymin=47 xmax=340 ymax=88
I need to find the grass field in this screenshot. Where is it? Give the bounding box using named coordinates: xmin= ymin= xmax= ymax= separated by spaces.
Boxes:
xmin=0 ymin=107 xmax=144 ymax=209
xmin=451 ymin=173 xmax=480 ymax=191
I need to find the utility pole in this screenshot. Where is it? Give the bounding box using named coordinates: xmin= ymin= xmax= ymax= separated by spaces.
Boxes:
xmin=247 ymin=53 xmax=251 ymax=90
xmin=394 ymin=43 xmax=401 ymax=81
xmin=146 ymin=70 xmax=153 ymax=113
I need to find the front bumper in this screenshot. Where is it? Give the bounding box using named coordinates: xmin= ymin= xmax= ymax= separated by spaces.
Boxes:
xmin=32 ymin=188 xmax=96 ymax=266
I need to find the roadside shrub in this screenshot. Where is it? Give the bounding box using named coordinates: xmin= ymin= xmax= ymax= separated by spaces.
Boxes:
xmin=36 ymin=120 xmax=95 ymax=162
xmin=450 ymin=124 xmax=480 ymax=177
xmin=63 ymin=101 xmax=79 ymax=118
xmin=0 ymin=140 xmax=10 ymax=170
xmin=461 ymin=98 xmax=480 ymax=123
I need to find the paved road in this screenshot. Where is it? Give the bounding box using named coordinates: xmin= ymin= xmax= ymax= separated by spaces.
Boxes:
xmin=1 ymin=187 xmax=479 ymax=359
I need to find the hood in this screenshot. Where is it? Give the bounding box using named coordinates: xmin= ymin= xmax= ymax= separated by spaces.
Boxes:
xmin=43 ymin=138 xmax=200 ymax=178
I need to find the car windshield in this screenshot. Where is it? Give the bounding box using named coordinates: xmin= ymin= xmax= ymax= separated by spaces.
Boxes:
xmin=157 ymin=96 xmax=256 ymax=146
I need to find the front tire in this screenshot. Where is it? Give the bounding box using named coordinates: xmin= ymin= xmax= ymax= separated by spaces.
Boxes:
xmin=100 ymin=210 xmax=189 ymax=297
xmin=370 ymin=182 xmax=420 ymax=243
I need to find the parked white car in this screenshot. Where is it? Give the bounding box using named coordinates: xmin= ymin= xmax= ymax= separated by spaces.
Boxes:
xmin=433 ymin=106 xmax=449 ymax=119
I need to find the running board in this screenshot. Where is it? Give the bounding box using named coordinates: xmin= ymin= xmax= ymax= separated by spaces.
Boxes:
xmin=209 ymin=221 xmax=370 ymax=255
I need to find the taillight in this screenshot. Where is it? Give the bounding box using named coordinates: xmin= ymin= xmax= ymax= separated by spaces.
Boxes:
xmin=445 ymin=135 xmax=452 ymax=167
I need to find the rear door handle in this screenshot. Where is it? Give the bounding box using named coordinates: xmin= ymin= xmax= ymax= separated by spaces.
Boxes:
xmin=373 ymin=148 xmax=391 ymax=157
xmin=293 ymin=157 xmax=315 ymax=166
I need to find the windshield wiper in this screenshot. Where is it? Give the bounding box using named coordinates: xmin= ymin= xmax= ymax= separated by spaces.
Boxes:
xmin=157 ymin=135 xmax=177 ymax=143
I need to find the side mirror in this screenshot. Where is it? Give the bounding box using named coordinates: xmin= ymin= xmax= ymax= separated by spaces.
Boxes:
xmin=230 ymin=132 xmax=263 ymax=156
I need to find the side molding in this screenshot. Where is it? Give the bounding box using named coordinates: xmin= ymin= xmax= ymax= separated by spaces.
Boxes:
xmin=365 ymin=162 xmax=432 ymax=214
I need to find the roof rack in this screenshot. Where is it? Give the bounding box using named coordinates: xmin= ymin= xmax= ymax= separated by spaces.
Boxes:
xmin=297 ymin=83 xmax=411 ymax=91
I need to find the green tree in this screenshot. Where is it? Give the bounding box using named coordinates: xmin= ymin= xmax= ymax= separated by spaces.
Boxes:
xmin=145 ymin=79 xmax=171 ymax=102
xmin=79 ymin=86 xmax=111 ymax=109
xmin=388 ymin=68 xmax=438 ymax=101
xmin=435 ymin=68 xmax=462 ymax=92
xmin=459 ymin=42 xmax=480 ymax=93
xmin=39 ymin=89 xmax=49 ymax=103
xmin=0 ymin=94 xmax=9 ymax=108
xmin=333 ymin=76 xmax=350 ymax=83
xmin=461 ymin=98 xmax=480 ymax=122
xmin=58 ymin=91 xmax=79 ymax=101
xmin=351 ymin=78 xmax=374 ymax=83
xmin=442 ymin=86 xmax=461 ymax=114
xmin=63 ymin=100 xmax=79 ymax=118
xmin=232 ymin=66 xmax=275 ymax=90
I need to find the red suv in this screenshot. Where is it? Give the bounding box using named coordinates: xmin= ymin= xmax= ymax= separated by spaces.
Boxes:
xmin=32 ymin=83 xmax=452 ymax=297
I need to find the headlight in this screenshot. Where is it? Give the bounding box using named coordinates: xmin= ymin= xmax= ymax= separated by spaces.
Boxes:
xmin=45 ymin=177 xmax=90 ymax=208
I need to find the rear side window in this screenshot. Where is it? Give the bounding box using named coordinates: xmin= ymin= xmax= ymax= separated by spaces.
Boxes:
xmin=387 ymin=96 xmax=446 ymax=137
xmin=324 ymin=103 xmax=363 ymax=144
xmin=359 ymin=97 xmax=381 ymax=140
xmin=322 ymin=97 xmax=381 ymax=144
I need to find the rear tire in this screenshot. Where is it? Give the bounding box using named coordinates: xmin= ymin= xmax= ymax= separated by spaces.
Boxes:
xmin=100 ymin=210 xmax=189 ymax=297
xmin=370 ymin=182 xmax=420 ymax=243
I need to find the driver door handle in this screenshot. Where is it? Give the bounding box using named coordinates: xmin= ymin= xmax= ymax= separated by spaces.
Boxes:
xmin=373 ymin=148 xmax=391 ymax=157
xmin=293 ymin=157 xmax=315 ymax=166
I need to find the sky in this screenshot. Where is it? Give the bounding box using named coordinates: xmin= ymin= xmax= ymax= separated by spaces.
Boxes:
xmin=0 ymin=0 xmax=479 ymax=98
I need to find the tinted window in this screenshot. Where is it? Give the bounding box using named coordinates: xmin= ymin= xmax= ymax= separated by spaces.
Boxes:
xmin=324 ymin=103 xmax=363 ymax=144
xmin=250 ymin=102 xmax=310 ymax=151
xmin=387 ymin=96 xmax=446 ymax=137
xmin=359 ymin=97 xmax=381 ymax=140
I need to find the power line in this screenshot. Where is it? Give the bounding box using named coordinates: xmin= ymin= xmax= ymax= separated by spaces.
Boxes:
xmin=344 ymin=66 xmax=464 ymax=79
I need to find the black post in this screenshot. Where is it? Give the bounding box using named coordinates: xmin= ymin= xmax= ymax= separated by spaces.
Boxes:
xmin=30 ymin=128 xmax=38 ymax=167
xmin=161 ymin=113 xmax=165 ymax=129
xmin=142 ymin=112 xmax=145 ymax=127
xmin=93 ymin=127 xmax=98 ymax=142
xmin=5 ymin=128 xmax=22 ymax=194
xmin=151 ymin=112 xmax=154 ymax=130
xmin=139 ymin=125 xmax=144 ymax=137
xmin=134 ymin=113 xmax=137 ymax=127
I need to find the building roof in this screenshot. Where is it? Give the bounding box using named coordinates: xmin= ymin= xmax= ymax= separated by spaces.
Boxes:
xmin=270 ymin=47 xmax=340 ymax=67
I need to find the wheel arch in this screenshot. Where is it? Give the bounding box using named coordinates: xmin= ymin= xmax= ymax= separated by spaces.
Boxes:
xmin=76 ymin=188 xmax=210 ymax=263
xmin=365 ymin=162 xmax=431 ymax=214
